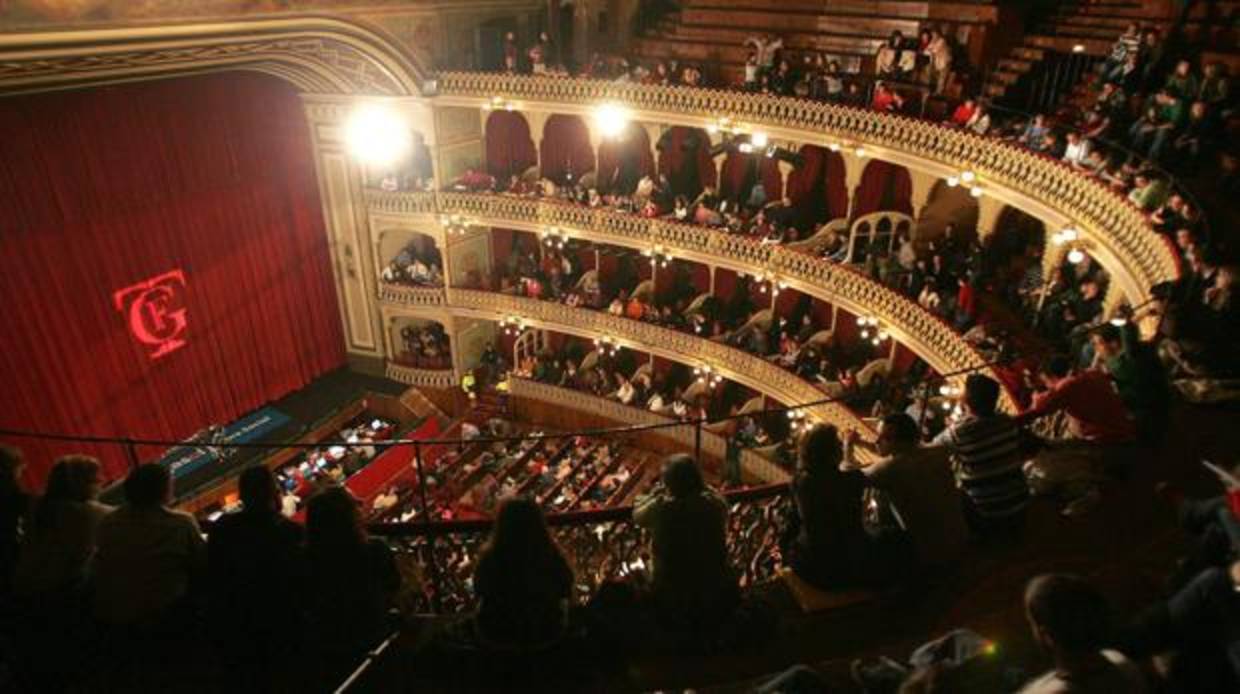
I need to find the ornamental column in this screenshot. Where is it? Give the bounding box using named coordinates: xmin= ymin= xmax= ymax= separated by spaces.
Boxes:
xmin=907 ymin=168 xmax=938 ymax=222
xmin=975 ymin=194 xmax=1004 ymax=242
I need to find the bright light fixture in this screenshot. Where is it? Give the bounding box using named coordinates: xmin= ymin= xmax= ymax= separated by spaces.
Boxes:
xmin=594 ymin=103 xmax=632 ymax=138
xmin=969 ymin=186 xmax=983 ymax=198
xmin=1067 ymin=248 xmax=1086 ymax=264
xmin=960 ymin=170 xmax=976 ymax=184
xmin=1072 ymin=44 xmax=1086 ymax=54
xmin=855 ymin=146 xmax=868 ymax=158
xmin=750 ymin=131 xmax=769 ymax=148
xmin=946 ymin=176 xmax=959 ymax=187
xmin=345 ymin=103 xmax=411 ymax=167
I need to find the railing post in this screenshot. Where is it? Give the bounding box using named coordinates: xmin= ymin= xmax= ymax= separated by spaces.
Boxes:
xmin=124 ymin=439 xmax=141 ymax=472
xmin=412 ymin=440 xmax=443 ymax=613
xmin=694 ymin=416 xmax=703 ymax=465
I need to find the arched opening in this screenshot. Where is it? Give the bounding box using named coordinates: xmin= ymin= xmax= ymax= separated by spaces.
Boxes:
xmin=390 ymin=317 xmax=452 ymax=370
xmin=540 ymin=114 xmax=595 ymax=185
xmin=597 ymin=123 xmax=655 ymax=196
xmin=656 ymin=126 xmax=716 ymax=199
xmin=915 ymin=179 xmax=980 ymax=243
xmin=852 ymin=160 xmax=912 ymax=220
xmin=484 ymin=110 xmax=537 ymax=184
xmin=378 ymin=231 xmax=443 ymax=287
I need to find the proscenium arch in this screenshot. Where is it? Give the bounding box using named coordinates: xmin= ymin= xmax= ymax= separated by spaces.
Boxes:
xmin=0 ymin=16 xmax=428 ymax=97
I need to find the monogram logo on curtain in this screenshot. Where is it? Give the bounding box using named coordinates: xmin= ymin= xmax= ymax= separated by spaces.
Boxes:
xmin=113 ymin=270 xmax=188 ymax=360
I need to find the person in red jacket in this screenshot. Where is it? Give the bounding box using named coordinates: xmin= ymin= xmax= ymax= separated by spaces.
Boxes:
xmin=1017 ymin=355 xmax=1138 ymax=516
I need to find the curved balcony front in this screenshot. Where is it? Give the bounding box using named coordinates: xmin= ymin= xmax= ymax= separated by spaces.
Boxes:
xmin=367 ymin=190 xmax=1011 ymax=411
xmin=378 ymin=285 xmax=877 ymax=451
xmin=433 ymin=73 xmax=1180 ymax=311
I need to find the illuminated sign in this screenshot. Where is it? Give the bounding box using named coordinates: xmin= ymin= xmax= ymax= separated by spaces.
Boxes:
xmin=113 ymin=269 xmax=188 ymax=360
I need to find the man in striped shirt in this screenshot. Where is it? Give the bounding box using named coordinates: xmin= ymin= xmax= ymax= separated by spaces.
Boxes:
xmin=930 ymin=375 xmax=1031 ymax=539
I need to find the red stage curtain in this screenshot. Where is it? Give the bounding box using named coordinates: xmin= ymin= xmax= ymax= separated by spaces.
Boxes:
xmin=656 ymin=126 xmax=717 ymax=198
xmin=485 ymin=111 xmax=538 ymax=182
xmin=540 ymin=115 xmax=596 ymax=185
xmin=0 ymin=73 xmax=345 ymax=489
xmin=597 ymin=124 xmax=654 ymax=195
xmin=852 ymin=160 xmax=914 ymax=219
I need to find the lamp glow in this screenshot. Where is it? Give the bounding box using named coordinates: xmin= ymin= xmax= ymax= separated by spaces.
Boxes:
xmin=960 ymin=170 xmax=976 ymax=184
xmin=345 ymin=104 xmax=411 ymax=167
xmin=750 ymin=132 xmax=769 ymax=148
xmin=594 ymin=103 xmax=632 ymax=138
xmin=946 ymin=176 xmax=959 ymax=187
xmin=1067 ymin=248 xmax=1086 ymax=264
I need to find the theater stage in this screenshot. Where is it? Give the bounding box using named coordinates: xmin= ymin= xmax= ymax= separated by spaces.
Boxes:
xmin=100 ymin=367 xmax=409 ymax=506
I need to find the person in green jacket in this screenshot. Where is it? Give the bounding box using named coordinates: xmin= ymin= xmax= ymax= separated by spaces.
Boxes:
xmin=1090 ymin=321 xmax=1170 ymax=441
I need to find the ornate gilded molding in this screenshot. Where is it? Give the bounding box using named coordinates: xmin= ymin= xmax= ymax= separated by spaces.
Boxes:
xmin=508 ymin=377 xmax=790 ymax=484
xmin=0 ymin=17 xmax=427 ymax=95
xmin=433 ymin=73 xmax=1180 ymax=308
xmin=378 ymin=283 xmax=446 ymax=306
xmin=367 ymin=189 xmax=1006 ymax=411
xmin=410 ymin=288 xmax=878 ymax=452
xmin=385 ymin=361 xmax=456 ymax=389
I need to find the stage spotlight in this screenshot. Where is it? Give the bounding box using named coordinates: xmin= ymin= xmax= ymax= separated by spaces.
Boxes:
xmin=345 ymin=103 xmax=411 ymax=167
xmin=594 ymin=103 xmax=632 ymax=139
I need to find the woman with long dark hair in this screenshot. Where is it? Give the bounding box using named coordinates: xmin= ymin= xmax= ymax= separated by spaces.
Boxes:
xmin=473 ymin=496 xmax=573 ymax=645
xmin=304 ymin=486 xmax=400 ymax=661
xmin=14 ymin=455 xmax=112 ymax=599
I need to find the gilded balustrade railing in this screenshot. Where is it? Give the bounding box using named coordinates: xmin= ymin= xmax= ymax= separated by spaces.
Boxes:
xmin=507 ymin=376 xmax=790 ymax=484
xmin=443 ymin=288 xmax=877 ymax=449
xmin=385 ymin=361 xmax=456 ymax=389
xmin=433 ymin=73 xmax=1180 ymax=307
xmin=367 ymin=189 xmax=1004 ymax=409
xmin=377 ymin=283 xmax=446 ymax=306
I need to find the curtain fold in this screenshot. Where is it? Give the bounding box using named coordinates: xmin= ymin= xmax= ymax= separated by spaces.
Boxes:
xmin=851 ymin=160 xmax=914 ymax=220
xmin=0 ymin=72 xmax=345 ymax=488
xmin=539 ymin=115 xmax=596 ymax=185
xmin=597 ymin=124 xmax=654 ymax=196
xmin=484 ymin=111 xmax=537 ymax=183
xmin=656 ymin=126 xmax=717 ymax=199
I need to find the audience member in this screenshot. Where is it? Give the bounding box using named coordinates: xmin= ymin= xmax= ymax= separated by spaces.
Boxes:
xmin=0 ymin=444 xmax=30 ymax=598
xmin=633 ymin=454 xmax=736 ymax=624
xmin=930 ymin=375 xmax=1031 ymax=539
xmin=14 ymin=455 xmax=112 ymax=601
xmin=1018 ymin=573 xmax=1147 ymax=692
xmin=93 ymin=463 xmax=205 ymax=628
xmin=473 ymin=496 xmax=573 ymax=645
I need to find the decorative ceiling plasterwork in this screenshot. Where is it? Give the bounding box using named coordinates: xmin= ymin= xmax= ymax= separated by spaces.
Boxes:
xmin=0 ymin=17 xmax=426 ymax=95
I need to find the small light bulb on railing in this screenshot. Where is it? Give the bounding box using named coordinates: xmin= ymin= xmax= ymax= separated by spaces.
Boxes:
xmin=1067 ymin=248 xmax=1086 ymax=264
xmin=855 ymin=146 xmax=868 ymax=158
xmin=969 ymin=186 xmax=983 ymax=198
xmin=946 ymin=176 xmax=959 ymax=187
xmin=960 ymin=170 xmax=976 ymax=184
xmin=750 ymin=132 xmax=769 ymax=148
xmin=828 ymin=142 xmax=841 ymax=152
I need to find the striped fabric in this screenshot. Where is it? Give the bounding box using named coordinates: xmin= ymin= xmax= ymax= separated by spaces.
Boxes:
xmin=939 ymin=415 xmax=1030 ymax=518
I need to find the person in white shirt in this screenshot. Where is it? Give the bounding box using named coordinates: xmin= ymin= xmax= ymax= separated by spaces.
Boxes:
xmin=1062 ymin=132 xmax=1092 ymax=168
xmin=281 ymin=491 xmax=299 ymax=518
xmin=371 ymin=487 xmax=399 ymax=513
xmin=93 ymin=464 xmax=206 ymax=626
xmin=1017 ymin=574 xmax=1147 ymax=693
xmin=966 ymin=105 xmax=992 ymax=135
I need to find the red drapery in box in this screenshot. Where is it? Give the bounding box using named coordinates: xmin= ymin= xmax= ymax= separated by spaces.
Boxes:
xmin=540 ymin=115 xmax=596 ymax=185
xmin=597 ymin=124 xmax=655 ymax=195
xmin=656 ymin=126 xmax=717 ymax=198
xmin=485 ymin=111 xmax=538 ymax=183
xmin=851 ymin=160 xmax=914 ymax=220
xmin=0 ymin=73 xmax=345 ymax=489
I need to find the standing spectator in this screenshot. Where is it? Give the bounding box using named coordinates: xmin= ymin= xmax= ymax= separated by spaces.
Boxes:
xmin=925 ymin=29 xmax=952 ymax=94
xmin=876 ymin=31 xmax=904 ymax=77
xmin=1164 ymin=60 xmax=1199 ymax=101
xmin=474 ymin=496 xmax=573 ymax=645
xmin=0 ymin=444 xmax=29 ymax=599
xmin=502 ymin=31 xmax=519 ymax=73
xmin=304 ymin=486 xmax=401 ymax=670
xmin=14 ymin=455 xmax=112 ymax=600
xmin=930 ymin=375 xmax=1031 ymax=539
xmin=744 ymin=33 xmax=783 ymax=73
xmin=1018 ymin=574 xmax=1147 ymax=693
xmin=633 ymin=454 xmax=736 ymax=624
xmin=207 ymin=465 xmax=305 ymax=679
xmin=93 ymin=463 xmax=206 ymax=628
xmin=1101 ymin=23 xmax=1142 ymax=82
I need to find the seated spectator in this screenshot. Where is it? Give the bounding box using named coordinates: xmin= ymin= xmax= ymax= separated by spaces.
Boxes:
xmin=948 ymin=98 xmax=977 ymax=127
xmin=14 ymin=455 xmax=112 ymax=600
xmin=966 ymin=104 xmax=991 ymax=135
xmin=1089 ymin=322 xmax=1169 ymax=438
xmin=1017 ymin=114 xmax=1050 ymax=149
xmin=1062 ymin=132 xmax=1092 ymax=169
xmin=207 ymin=465 xmax=304 ymax=675
xmin=633 ymin=454 xmax=736 ymax=624
xmin=844 ymin=414 xmax=967 ymax=570
xmin=1017 ymin=356 xmax=1137 ymax=516
xmin=304 ymin=486 xmax=401 ymax=665
xmin=473 ymin=496 xmax=573 ymax=645
xmin=1019 ymin=574 xmax=1147 ymax=692
xmin=1199 ymin=62 xmax=1231 ymax=114
xmin=876 ymin=31 xmax=904 ymax=77
xmin=1127 ymin=172 xmax=1168 ymax=211
xmin=929 ymin=375 xmax=1031 ymax=539
xmin=1173 ymin=101 xmax=1220 ymax=173
xmin=93 ymin=463 xmax=206 ymax=627
xmin=0 ymin=444 xmax=28 ymax=598
xmin=1163 ymin=59 xmax=1199 ymax=101
xmin=872 ymin=82 xmax=904 ymax=112
xmin=783 ymin=424 xmax=907 ymax=590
